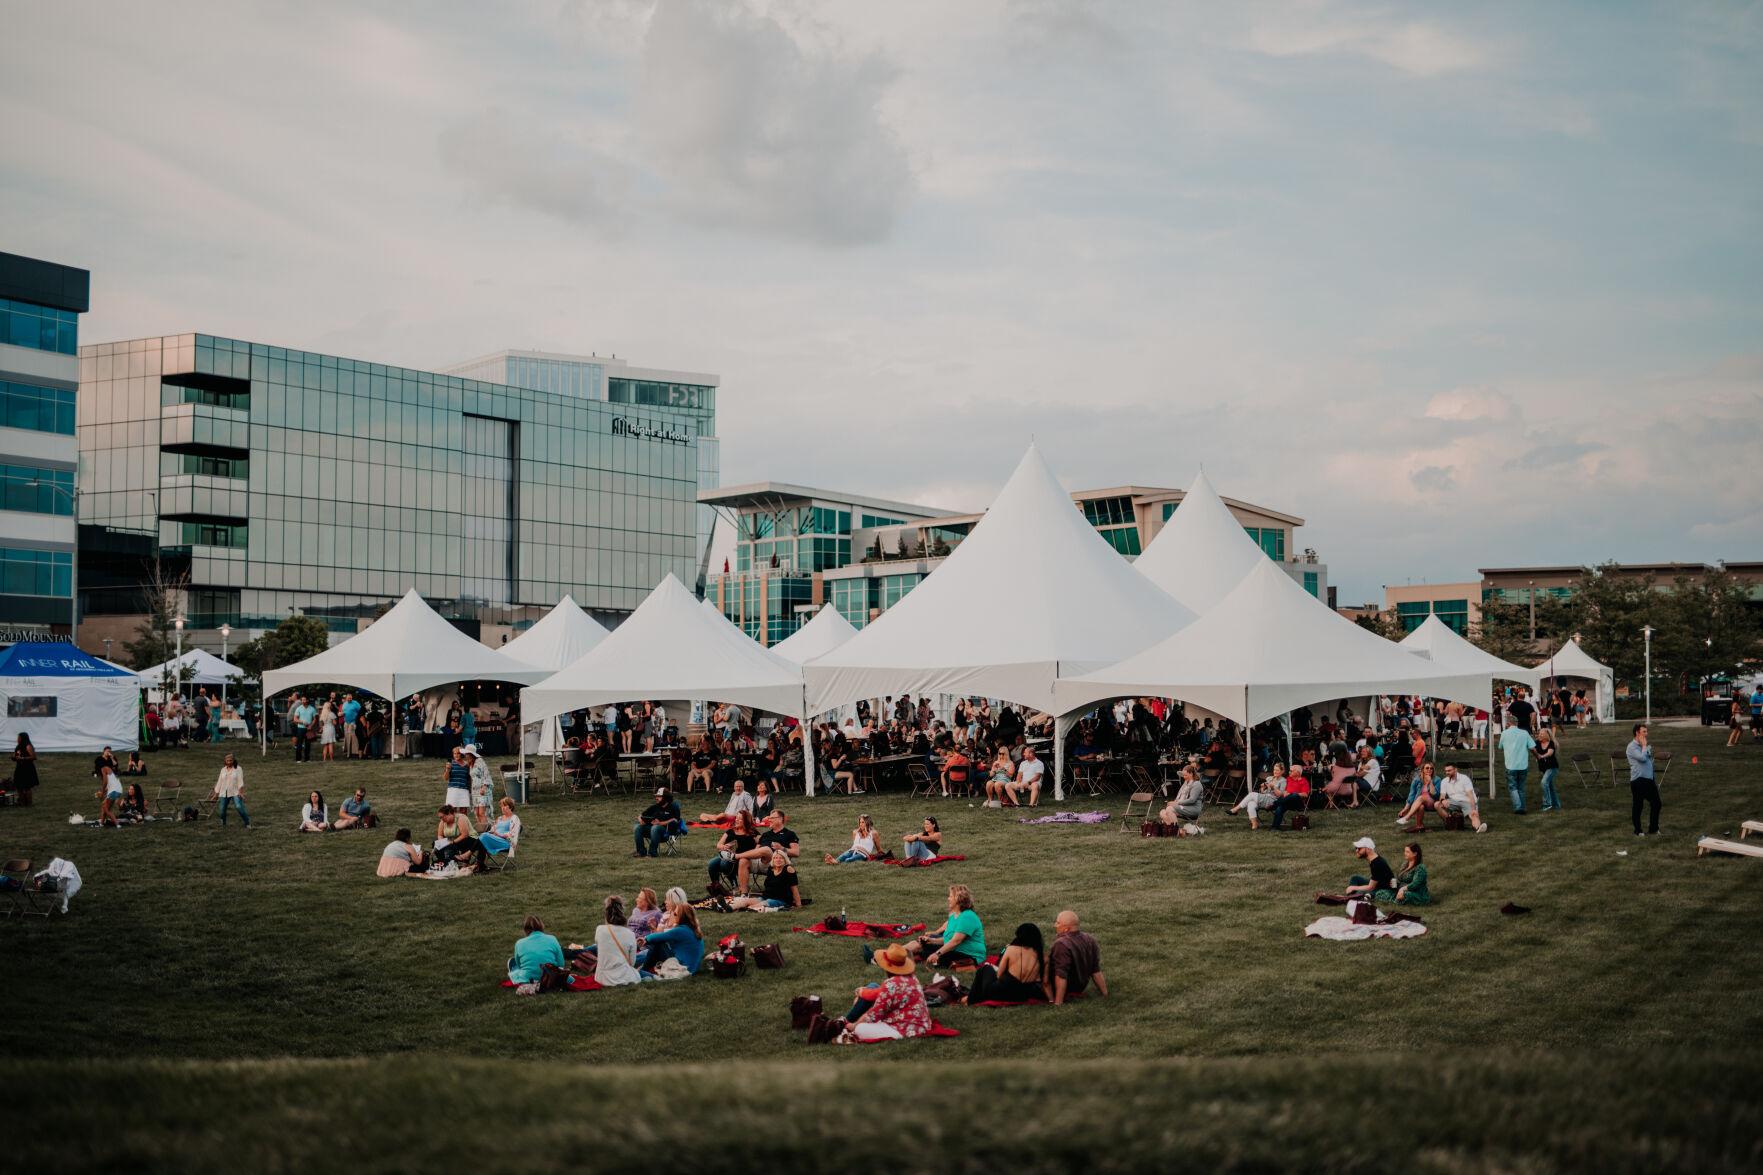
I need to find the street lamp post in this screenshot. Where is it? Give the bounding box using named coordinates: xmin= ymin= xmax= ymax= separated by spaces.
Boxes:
xmin=174 ymin=615 xmax=185 ymax=701
xmin=1642 ymin=625 xmax=1654 ymax=726
xmin=219 ymin=623 xmax=232 ymax=717
xmin=1528 ymin=579 xmax=1536 ymax=642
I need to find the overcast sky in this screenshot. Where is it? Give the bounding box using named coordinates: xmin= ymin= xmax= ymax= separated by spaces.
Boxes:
xmin=5 ymin=1 xmax=1760 ymax=601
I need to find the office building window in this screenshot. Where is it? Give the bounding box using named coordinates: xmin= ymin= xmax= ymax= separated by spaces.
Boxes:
xmin=1395 ymin=601 xmax=1431 ymax=633
xmin=1098 ymin=527 xmax=1142 ymax=556
xmin=1303 ymin=571 xmax=1319 ymax=598
xmin=178 ymin=521 xmax=247 ymax=548
xmin=0 ymin=379 xmax=76 ymax=435
xmin=1244 ymin=526 xmax=1285 ymax=561
xmin=163 ymin=452 xmax=249 ymax=479
xmin=1081 ymin=496 xmax=1134 ymax=527
xmin=1433 ymin=599 xmax=1469 ymax=635
xmin=0 ymin=547 xmax=72 ymax=597
xmin=0 ymin=464 xmax=74 ymax=515
xmin=0 ymin=298 xmax=78 ymax=354
xmin=1162 ymin=501 xmax=1179 ymax=521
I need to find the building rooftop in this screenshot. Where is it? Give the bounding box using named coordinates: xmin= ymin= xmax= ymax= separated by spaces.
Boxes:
xmin=1479 ymin=562 xmax=1722 ymax=577
xmin=699 ymin=481 xmax=954 ymax=519
xmin=0 ymin=250 xmax=90 ymax=314
xmin=905 ymin=486 xmax=1305 ymax=531
xmin=440 ymin=348 xmax=718 ymax=386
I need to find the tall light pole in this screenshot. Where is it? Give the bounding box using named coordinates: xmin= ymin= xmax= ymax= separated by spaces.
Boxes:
xmin=1527 ymin=579 xmax=1537 ymax=642
xmin=1642 ymin=625 xmax=1654 ymax=725
xmin=219 ymin=623 xmax=232 ymax=717
xmin=174 ymin=615 xmax=185 ymax=701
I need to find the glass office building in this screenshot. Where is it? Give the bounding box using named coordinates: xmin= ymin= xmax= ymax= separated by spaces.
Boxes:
xmin=77 ymin=334 xmax=716 ymax=644
xmin=0 ymin=252 xmax=88 ymax=636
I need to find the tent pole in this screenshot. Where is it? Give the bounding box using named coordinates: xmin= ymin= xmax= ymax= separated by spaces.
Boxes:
xmin=1053 ymin=711 xmax=1071 ymax=803
xmin=1284 ymin=711 xmax=1293 ymax=768
xmin=1242 ymin=688 xmax=1252 ymax=798
xmin=802 ymin=707 xmax=817 ymax=798
xmin=259 ymin=695 xmax=267 ymax=759
xmin=1486 ymin=689 xmax=1495 ymax=801
xmin=391 ymin=690 xmax=399 ymax=763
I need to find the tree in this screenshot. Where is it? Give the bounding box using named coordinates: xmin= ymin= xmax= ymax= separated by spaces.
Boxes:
xmin=895 ymin=532 xmax=910 ymax=560
xmin=1353 ymin=610 xmax=1403 ymax=641
xmin=1471 ymin=597 xmax=1536 ymax=665
xmin=121 ymin=564 xmax=189 ymax=672
xmin=234 ymin=614 xmax=332 ymax=684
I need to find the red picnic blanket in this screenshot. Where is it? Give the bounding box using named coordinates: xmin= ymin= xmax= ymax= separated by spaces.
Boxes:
xmin=884 ymin=854 xmax=967 ymax=867
xmin=500 ymin=974 xmax=605 ymax=993
xmin=687 ymin=819 xmax=733 ymax=829
xmin=793 ymin=920 xmax=926 ymax=939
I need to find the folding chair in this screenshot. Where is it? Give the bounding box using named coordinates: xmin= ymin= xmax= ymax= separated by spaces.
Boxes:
xmin=1158 ymin=762 xmax=1184 ymax=797
xmin=152 ymin=780 xmax=185 ymax=819
xmin=1654 ymin=750 xmax=1674 ymax=783
xmin=1608 ymin=751 xmax=1628 ymax=786
xmin=1568 ymin=752 xmax=1596 ymax=786
xmin=906 ymin=762 xmax=937 ymax=798
xmin=1069 ymin=763 xmax=1104 ymax=799
xmin=1120 ymin=788 xmax=1155 ymax=830
xmin=482 ymin=820 xmax=523 ymax=873
xmin=1 ymin=858 xmax=29 ymax=917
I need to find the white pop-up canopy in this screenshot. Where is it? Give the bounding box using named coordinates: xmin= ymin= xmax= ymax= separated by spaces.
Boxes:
xmin=0 ymin=642 xmax=139 ymax=753
xmin=522 ymin=574 xmax=807 ymax=725
xmin=1536 ymin=638 xmax=1615 ymax=723
xmin=804 ymin=443 xmax=1195 ymax=717
xmin=1399 ymin=615 xmax=1541 ymax=697
xmin=261 ymin=589 xmax=548 ymax=703
xmin=502 ymin=594 xmax=609 ymax=673
xmin=771 ymin=603 xmax=858 ymax=665
xmin=1057 ymin=559 xmax=1492 ymax=733
xmin=136 ymin=648 xmax=247 ymax=690
xmin=1131 ymin=469 xmax=1272 ymax=614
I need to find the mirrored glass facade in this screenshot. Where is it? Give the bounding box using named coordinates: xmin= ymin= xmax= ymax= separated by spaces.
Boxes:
xmin=78 ymin=333 xmax=715 ymax=635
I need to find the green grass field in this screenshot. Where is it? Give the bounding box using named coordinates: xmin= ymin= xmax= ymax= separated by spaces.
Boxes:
xmin=4 ymin=721 xmax=1761 ymax=1172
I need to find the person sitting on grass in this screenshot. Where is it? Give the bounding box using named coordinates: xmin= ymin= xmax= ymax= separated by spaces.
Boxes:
xmin=478 ymin=796 xmax=522 ymax=862
xmin=707 ymin=811 xmax=759 ymax=895
xmin=902 ymin=884 xmax=986 ymax=971
xmin=1007 ymin=745 xmax=1045 ymax=807
xmin=632 ymin=787 xmax=683 ymax=859
xmin=594 ymin=894 xmax=642 ymax=987
xmin=966 ymin=922 xmax=1046 ymax=1004
xmin=1344 ymin=836 xmax=1396 ymax=900
xmin=299 ymin=790 xmax=330 ymax=832
xmin=1047 ymin=910 xmax=1107 ymax=1005
xmin=1437 ymin=764 xmax=1488 ymax=833
xmin=743 ymin=810 xmax=801 ymax=889
xmin=119 ymin=781 xmax=148 ymax=825
xmin=696 ymin=779 xmax=753 ymax=826
xmin=628 ymin=887 xmax=665 ymax=937
xmin=123 ymin=751 xmax=148 ymax=777
xmin=434 ymin=804 xmax=485 ymax=871
xmin=829 ymin=943 xmax=932 ymax=1044
xmin=377 ymin=828 xmax=429 ymax=877
xmin=1391 ymin=842 xmax=1430 ymax=905
xmin=638 ymin=889 xmax=705 ymax=977
xmin=901 ymin=816 xmax=943 ymax=862
xmin=508 ymin=914 xmax=564 ymax=992
xmin=729 ymin=845 xmax=804 ymax=910
xmin=333 ymin=787 xmax=373 ymax=831
xmin=1395 ymin=762 xmax=1440 ymax=830
xmin=826 ymin=814 xmax=879 ymax=864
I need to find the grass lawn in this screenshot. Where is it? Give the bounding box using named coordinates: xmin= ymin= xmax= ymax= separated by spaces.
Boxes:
xmin=4 ymin=720 xmax=1761 ymax=1172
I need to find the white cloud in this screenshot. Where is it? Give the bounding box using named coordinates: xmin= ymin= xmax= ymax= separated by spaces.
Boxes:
xmin=1246 ymin=5 xmax=1492 ymax=77
xmin=1423 ymin=388 xmax=1519 ymax=425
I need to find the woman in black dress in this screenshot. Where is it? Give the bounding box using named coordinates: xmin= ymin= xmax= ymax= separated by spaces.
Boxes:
xmin=11 ymin=733 xmax=38 ymax=806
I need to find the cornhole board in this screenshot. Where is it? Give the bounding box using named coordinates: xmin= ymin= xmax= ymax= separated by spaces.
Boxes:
xmin=1696 ymin=837 xmax=1763 ymax=858
xmin=1740 ymin=821 xmax=1763 ymax=840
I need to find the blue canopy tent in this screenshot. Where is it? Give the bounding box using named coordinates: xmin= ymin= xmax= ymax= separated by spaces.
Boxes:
xmin=0 ymin=642 xmax=139 ymax=752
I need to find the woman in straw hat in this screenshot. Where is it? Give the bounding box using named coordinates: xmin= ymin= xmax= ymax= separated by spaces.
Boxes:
xmin=832 ymin=943 xmax=932 ymax=1044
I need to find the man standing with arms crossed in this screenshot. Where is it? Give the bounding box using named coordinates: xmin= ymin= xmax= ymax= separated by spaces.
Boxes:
xmin=1627 ymin=723 xmax=1661 ymax=837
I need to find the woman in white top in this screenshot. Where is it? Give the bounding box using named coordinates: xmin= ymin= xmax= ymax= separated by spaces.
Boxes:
xmin=211 ymin=753 xmax=250 ymax=828
xmin=593 ymin=894 xmax=641 ymax=986
xmin=299 ymin=789 xmax=330 ymax=832
xmin=319 ymin=703 xmax=338 ymax=761
xmin=826 ymin=814 xmax=879 ymax=864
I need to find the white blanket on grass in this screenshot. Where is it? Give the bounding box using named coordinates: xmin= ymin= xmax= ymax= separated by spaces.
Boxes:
xmin=1305 ymin=915 xmax=1427 ymax=941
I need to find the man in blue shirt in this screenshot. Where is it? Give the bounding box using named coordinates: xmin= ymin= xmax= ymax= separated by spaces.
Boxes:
xmin=1750 ymin=685 xmax=1763 ymax=743
xmin=291 ymin=695 xmax=316 ymax=762
xmin=1498 ymin=714 xmax=1537 ymax=814
xmin=341 ymin=693 xmax=363 ymax=759
xmin=1627 ymin=723 xmax=1660 ymax=836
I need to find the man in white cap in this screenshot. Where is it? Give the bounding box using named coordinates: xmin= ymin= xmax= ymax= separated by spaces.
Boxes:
xmin=1344 ymin=836 xmax=1396 ymax=899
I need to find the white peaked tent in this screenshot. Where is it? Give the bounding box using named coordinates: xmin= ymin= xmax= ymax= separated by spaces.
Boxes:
xmin=261 ymin=588 xmax=547 ymax=719
xmin=1536 ymin=639 xmax=1615 ymax=724
xmin=521 ymin=574 xmax=820 ymax=790
xmin=136 ymin=648 xmax=248 ymax=690
xmin=1057 ymin=559 xmax=1492 ymax=795
xmin=805 ymin=443 xmax=1195 ymax=802
xmin=502 ymin=595 xmax=609 ymax=672
xmin=503 ymin=595 xmax=611 ymax=753
xmin=1132 ymin=469 xmax=1273 ymax=613
xmin=1399 ymin=615 xmax=1541 ymax=695
xmin=771 ymin=603 xmax=858 ymax=665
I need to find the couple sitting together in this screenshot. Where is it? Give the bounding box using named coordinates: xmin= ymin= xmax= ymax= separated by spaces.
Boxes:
xmin=821 ymin=815 xmax=949 ymax=864
xmin=507 ymin=888 xmax=707 ymax=991
xmin=375 ymin=798 xmax=521 ymax=877
xmin=1345 ymin=837 xmax=1430 ymax=904
xmin=706 ymin=809 xmax=804 ymax=909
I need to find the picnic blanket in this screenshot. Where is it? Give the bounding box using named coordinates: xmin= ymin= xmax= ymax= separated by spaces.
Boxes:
xmin=884 ymin=854 xmax=967 ymax=867
xmin=1017 ymin=811 xmax=1109 ymax=825
xmin=500 ymin=974 xmax=606 ymax=992
xmin=687 ymin=820 xmax=731 ymax=829
xmin=794 ymin=920 xmax=926 ymax=939
xmin=1304 ymin=915 xmax=1427 ymax=941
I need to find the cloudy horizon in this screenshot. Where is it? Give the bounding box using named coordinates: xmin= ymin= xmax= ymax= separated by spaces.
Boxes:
xmin=4 ymin=0 xmax=1759 ymax=601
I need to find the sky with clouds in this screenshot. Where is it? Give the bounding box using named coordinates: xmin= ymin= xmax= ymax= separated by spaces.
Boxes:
xmin=4 ymin=0 xmax=1759 ymax=601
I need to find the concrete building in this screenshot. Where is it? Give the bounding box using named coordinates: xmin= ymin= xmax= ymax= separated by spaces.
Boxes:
xmin=77 ymin=333 xmax=718 ymax=652
xmin=702 ymin=480 xmax=1324 ymax=644
xmin=1383 ymin=581 xmax=1482 ymax=635
xmin=0 ymin=251 xmax=88 ymax=639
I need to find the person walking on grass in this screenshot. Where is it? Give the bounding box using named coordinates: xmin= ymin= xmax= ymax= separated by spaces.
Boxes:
xmin=1498 ymin=714 xmax=1536 ymax=814
xmin=211 ymin=753 xmax=251 ymax=828
xmin=1627 ymin=723 xmax=1661 ymax=837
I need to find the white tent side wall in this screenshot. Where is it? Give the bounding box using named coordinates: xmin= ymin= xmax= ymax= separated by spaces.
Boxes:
xmin=0 ymin=675 xmax=139 ymax=753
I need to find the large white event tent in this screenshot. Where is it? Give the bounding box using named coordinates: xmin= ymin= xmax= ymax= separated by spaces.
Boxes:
xmin=521 ymin=574 xmax=823 ymax=790
xmin=1131 ymin=469 xmax=1272 ymax=614
xmin=136 ymin=648 xmax=247 ymax=691
xmin=1057 ymin=559 xmax=1492 ymax=798
xmin=260 ymin=589 xmax=547 ymax=758
xmin=502 ymin=595 xmax=610 ymax=753
xmin=1401 ymin=613 xmax=1543 ymax=796
xmin=1536 ymin=638 xmax=1615 ymax=724
xmin=770 ymin=602 xmax=857 ymax=665
xmin=0 ymin=642 xmax=139 ymax=752
xmin=804 ymin=443 xmax=1196 ymax=796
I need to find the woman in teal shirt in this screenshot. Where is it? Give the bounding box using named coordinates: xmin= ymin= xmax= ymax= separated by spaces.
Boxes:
xmin=917 ymin=884 xmax=986 ymax=969
xmin=508 ymin=915 xmax=564 ymax=984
